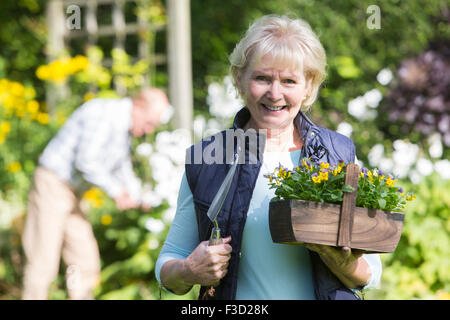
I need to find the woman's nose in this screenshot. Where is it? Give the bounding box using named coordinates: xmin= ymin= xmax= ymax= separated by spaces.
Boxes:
xmin=267 ymin=81 xmax=283 ymax=101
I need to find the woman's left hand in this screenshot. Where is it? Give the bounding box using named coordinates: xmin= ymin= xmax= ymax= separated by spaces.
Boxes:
xmin=299 ymin=243 xmax=370 ymax=289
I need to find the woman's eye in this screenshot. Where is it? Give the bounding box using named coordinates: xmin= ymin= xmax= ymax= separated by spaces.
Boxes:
xmin=283 ymin=79 xmax=296 ymax=84
xmin=255 ymin=76 xmax=270 ymax=82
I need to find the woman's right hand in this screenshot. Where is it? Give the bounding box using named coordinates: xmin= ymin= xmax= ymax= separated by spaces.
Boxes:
xmin=184 ymin=236 xmax=232 ymax=287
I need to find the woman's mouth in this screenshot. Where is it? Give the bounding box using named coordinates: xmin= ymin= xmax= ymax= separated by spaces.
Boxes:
xmin=261 ymin=103 xmax=287 ymax=112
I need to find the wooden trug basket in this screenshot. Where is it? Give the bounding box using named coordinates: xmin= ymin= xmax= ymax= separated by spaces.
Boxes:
xmin=268 ymin=164 xmax=405 ymax=253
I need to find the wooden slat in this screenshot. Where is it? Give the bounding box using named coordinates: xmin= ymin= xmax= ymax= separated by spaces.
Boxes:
xmin=85 ymin=0 xmax=98 ymax=44
xmin=337 ymin=163 xmax=360 ymax=247
xmin=62 ymin=0 xmax=136 ymax=6
xmin=101 ymin=54 xmax=166 ymax=68
xmin=65 ymin=23 xmax=165 ymax=39
xmin=269 ymin=199 xmax=405 ymax=253
xmin=112 ymin=0 xmax=126 ymax=48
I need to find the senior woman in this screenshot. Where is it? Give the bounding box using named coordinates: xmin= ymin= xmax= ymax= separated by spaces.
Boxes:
xmin=156 ymin=14 xmax=382 ymax=300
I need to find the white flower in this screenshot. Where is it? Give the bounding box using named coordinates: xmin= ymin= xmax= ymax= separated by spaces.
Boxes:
xmin=193 ymin=115 xmax=206 ymax=139
xmin=207 ymin=76 xmax=243 ymax=119
xmin=355 ymin=158 xmax=364 ymax=169
xmin=163 ymin=207 xmax=176 ymax=223
xmin=155 ymin=131 xmax=173 ymax=153
xmin=392 ymin=140 xmax=419 ymax=178
xmin=141 ymin=191 xmax=163 ymax=207
xmin=149 ymin=152 xmax=174 ymax=183
xmin=348 ymin=96 xmax=377 ymax=120
xmin=416 ymin=158 xmax=433 ymax=176
xmin=160 ymin=104 xmax=174 ymax=124
xmin=136 ymin=142 xmax=153 ymax=157
xmin=154 ymin=166 xmax=183 ymax=202
xmin=363 ymin=89 xmax=383 ymax=108
xmin=207 ymin=118 xmax=222 ymax=131
xmin=428 ymin=133 xmax=443 ymax=158
xmin=368 ymin=144 xmax=384 ymax=167
xmin=408 ymin=169 xmax=422 ymax=185
xmin=348 ymin=96 xmax=365 ymax=118
xmin=336 ymin=122 xmax=353 ymax=137
xmin=148 ymin=238 xmax=160 ymax=250
xmin=434 ymin=160 xmax=450 ymax=179
xmin=377 ymin=68 xmax=393 ymax=86
xmin=378 ymin=157 xmax=394 ymax=173
xmin=169 ymin=129 xmax=192 ymax=163
xmin=154 ymin=130 xmax=191 ymax=164
xmin=145 ymin=218 xmax=165 ymax=233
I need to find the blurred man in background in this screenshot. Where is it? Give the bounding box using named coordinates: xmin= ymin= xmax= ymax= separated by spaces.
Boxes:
xmin=21 ymin=88 xmax=171 ymax=300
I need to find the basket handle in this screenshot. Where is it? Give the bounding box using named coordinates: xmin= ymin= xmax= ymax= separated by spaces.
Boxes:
xmin=337 ymin=163 xmax=360 ymax=248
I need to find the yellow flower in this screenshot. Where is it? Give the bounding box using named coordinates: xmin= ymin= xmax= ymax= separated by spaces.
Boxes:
xmin=277 ymin=167 xmax=289 ymax=179
xmin=320 ymin=162 xmax=330 ymax=170
xmin=15 ymin=107 xmax=26 ymax=118
xmin=101 ymin=214 xmax=112 ymax=226
xmin=83 ymin=187 xmax=105 ymax=208
xmin=301 ymin=159 xmax=308 ymax=168
xmin=7 ymin=161 xmax=22 ymax=173
xmin=83 ymin=92 xmax=96 ymax=102
xmin=0 ymin=121 xmax=11 ymax=134
xmin=332 ymin=165 xmax=341 ymax=176
xmin=26 ymin=100 xmax=40 ymax=114
xmin=36 ymin=65 xmax=51 ymax=80
xmin=10 ymin=82 xmax=24 ymax=97
xmin=312 ymin=175 xmax=321 ymax=184
xmin=2 ymin=95 xmax=16 ymax=109
xmin=319 ymin=170 xmax=329 ymax=181
xmin=36 ymin=112 xmax=50 ymax=125
xmin=386 ymin=176 xmax=397 ymax=187
xmin=406 ymin=193 xmax=416 ymax=201
xmin=71 ymin=55 xmax=89 ymax=72
xmin=0 ymin=78 xmax=9 ymax=91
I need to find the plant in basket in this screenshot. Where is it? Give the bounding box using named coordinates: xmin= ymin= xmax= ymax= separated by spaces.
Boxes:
xmin=266 ymin=157 xmax=416 ymax=253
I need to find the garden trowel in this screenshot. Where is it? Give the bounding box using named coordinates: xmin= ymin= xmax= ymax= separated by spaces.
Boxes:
xmin=207 ymin=152 xmax=239 ymax=246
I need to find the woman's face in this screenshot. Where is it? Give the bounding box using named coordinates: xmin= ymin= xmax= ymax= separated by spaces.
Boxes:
xmin=239 ymin=54 xmax=311 ymax=131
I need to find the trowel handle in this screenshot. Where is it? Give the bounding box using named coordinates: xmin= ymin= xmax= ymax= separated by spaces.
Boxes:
xmin=208 ymin=227 xmax=222 ymax=246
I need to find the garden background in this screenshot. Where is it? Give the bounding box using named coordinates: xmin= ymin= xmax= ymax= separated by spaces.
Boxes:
xmin=0 ymin=0 xmax=449 ymax=300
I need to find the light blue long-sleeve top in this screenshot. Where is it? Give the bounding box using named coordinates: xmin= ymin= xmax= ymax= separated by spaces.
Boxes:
xmin=155 ymin=150 xmax=382 ymax=299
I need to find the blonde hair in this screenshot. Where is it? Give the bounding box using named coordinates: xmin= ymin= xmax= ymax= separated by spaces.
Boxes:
xmin=229 ymin=14 xmax=327 ymax=109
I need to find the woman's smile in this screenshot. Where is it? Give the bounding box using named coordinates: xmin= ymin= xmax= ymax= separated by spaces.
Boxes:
xmin=239 ymin=54 xmax=311 ymax=131
xmin=260 ymin=103 xmax=287 ymax=112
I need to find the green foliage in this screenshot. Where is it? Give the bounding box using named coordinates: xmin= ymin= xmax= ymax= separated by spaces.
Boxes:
xmin=0 ymin=0 xmax=173 ymax=299
xmin=86 ymin=199 xmax=197 ymax=300
xmin=191 ymin=0 xmax=446 ymax=164
xmin=268 ymin=160 xmax=348 ymax=203
xmin=366 ymin=173 xmax=450 ymax=299
xmin=0 ymin=0 xmax=448 ymax=300
xmin=268 ymin=159 xmax=414 ymax=212
xmin=0 ymin=0 xmax=46 ymax=94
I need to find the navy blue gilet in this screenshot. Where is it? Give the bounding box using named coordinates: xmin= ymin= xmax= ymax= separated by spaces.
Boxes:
xmin=185 ymin=107 xmax=359 ymax=300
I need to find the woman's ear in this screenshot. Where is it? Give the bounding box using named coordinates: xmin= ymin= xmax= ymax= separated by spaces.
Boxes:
xmin=235 ymin=73 xmax=243 ymax=92
xmin=305 ymin=72 xmax=314 ymax=96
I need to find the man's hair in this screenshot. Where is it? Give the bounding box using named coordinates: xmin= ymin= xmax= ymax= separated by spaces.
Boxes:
xmin=132 ymin=87 xmax=168 ymax=110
